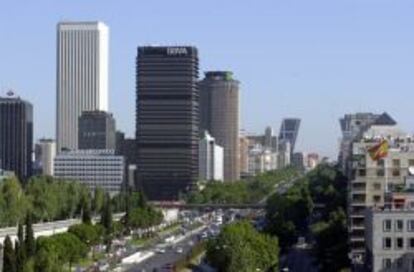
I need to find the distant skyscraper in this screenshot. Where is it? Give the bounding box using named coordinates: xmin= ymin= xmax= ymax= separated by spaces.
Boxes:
xmin=199 ymin=71 xmax=240 ymax=181
xmin=0 ymin=95 xmax=33 ymax=182
xmin=136 ymin=46 xmax=199 ymax=200
xmin=279 ymin=118 xmax=301 ymax=153
xmin=199 ymin=132 xmax=224 ymax=182
xmin=56 ymin=21 xmax=109 ymax=152
xmin=78 ymin=110 xmax=116 ymax=150
xmin=35 ymin=139 xmax=56 ymax=176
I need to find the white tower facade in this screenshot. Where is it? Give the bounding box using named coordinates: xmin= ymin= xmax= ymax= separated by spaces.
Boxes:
xmin=56 ymin=21 xmax=109 ymax=152
xmin=199 ymin=132 xmax=224 ymax=181
xmin=38 ymin=139 xmax=56 ymax=176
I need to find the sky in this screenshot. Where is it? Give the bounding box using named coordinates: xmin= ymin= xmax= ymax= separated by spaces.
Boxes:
xmin=0 ymin=0 xmax=413 ymax=159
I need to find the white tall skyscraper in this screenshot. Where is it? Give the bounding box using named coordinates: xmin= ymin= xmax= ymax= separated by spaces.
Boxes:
xmin=56 ymin=21 xmax=109 ymax=152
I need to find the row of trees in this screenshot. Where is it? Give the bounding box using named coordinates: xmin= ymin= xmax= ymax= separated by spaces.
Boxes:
xmin=265 ymin=179 xmax=313 ymax=250
xmin=2 ymin=215 xmax=36 ymax=272
xmin=2 ymin=186 xmax=165 ymax=271
xmin=0 ymin=176 xmax=107 ymax=228
xmin=264 ymin=163 xmax=349 ymax=271
xmin=307 ymin=164 xmax=349 ymax=272
xmin=206 ymin=221 xmax=279 ymax=272
xmin=186 ymin=167 xmax=300 ymax=204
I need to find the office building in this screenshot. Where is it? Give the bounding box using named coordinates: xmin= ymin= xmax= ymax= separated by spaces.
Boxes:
xmin=306 ymin=153 xmax=320 ymax=170
xmin=35 ymin=139 xmax=56 ymax=176
xmin=0 ymin=95 xmax=33 ymax=182
xmin=115 ymin=131 xmax=137 ymax=189
xmin=279 ymin=118 xmax=301 ymax=153
xmin=247 ymin=144 xmax=278 ymax=176
xmin=199 ymin=132 xmax=224 ymax=181
xmin=277 ymin=140 xmax=291 ymax=169
xmin=56 ymin=21 xmax=109 ymax=151
xmin=347 ymin=114 xmax=413 ymax=263
xmin=54 ymin=150 xmax=124 ymax=194
xmin=78 ymin=110 xmax=116 ymax=150
xmin=199 ymin=71 xmax=240 ymax=181
xmin=365 ymin=191 xmax=414 ymax=272
xmin=292 ymin=152 xmax=306 ymax=172
xmin=239 ymin=135 xmax=250 ymax=176
xmin=136 ymin=46 xmax=199 ymax=200
xmin=339 ymin=113 xmax=382 ymax=174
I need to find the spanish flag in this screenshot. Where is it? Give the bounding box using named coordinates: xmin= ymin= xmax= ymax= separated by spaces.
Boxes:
xmin=368 ymin=140 xmax=389 ymax=161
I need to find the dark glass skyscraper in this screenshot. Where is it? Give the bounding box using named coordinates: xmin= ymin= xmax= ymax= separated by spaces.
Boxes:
xmin=0 ymin=95 xmax=33 ymax=182
xmin=136 ymin=46 xmax=199 ymax=201
xmin=279 ymin=118 xmax=301 ymax=153
xmin=78 ymin=110 xmax=116 ymax=150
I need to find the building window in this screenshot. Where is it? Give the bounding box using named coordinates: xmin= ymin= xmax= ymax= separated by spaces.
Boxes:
xmin=396 ymin=258 xmax=404 ymax=269
xmin=383 ymin=237 xmax=392 ymax=249
xmin=358 ymin=169 xmax=366 ymax=177
xmin=373 ymin=195 xmax=381 ymax=203
xmin=393 ymin=169 xmax=401 ymax=177
xmin=377 ymin=169 xmax=385 ymax=177
xmin=396 ymin=237 xmax=404 ymax=250
xmin=409 ymin=238 xmax=414 ymax=249
xmin=378 ymin=159 xmax=385 ymax=167
xmin=384 ymin=220 xmax=392 ymax=232
xmin=373 ymin=183 xmax=381 ymax=190
xmin=409 ymin=159 xmax=414 ymax=167
xmin=393 ymin=159 xmax=401 ymax=167
xmin=409 ymin=220 xmax=414 ymax=232
xmin=396 ymin=220 xmax=404 ymax=232
xmin=383 ymin=258 xmax=392 ymax=269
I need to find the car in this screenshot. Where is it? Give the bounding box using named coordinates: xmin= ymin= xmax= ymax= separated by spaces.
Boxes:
xmin=175 ymin=247 xmax=183 ymax=253
xmin=155 ymin=248 xmax=166 ymax=254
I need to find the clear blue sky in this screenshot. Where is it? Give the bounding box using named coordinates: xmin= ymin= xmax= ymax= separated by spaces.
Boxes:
xmin=0 ymin=0 xmax=413 ymax=158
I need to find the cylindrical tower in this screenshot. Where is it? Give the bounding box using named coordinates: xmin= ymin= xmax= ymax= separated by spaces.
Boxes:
xmin=199 ymin=71 xmax=240 ymax=181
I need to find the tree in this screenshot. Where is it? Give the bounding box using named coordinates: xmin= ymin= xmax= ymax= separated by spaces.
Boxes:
xmin=34 ymin=248 xmax=60 ymax=272
xmin=81 ymin=194 xmax=92 ymax=225
xmin=25 ymin=214 xmax=35 ymax=258
xmin=311 ymin=208 xmax=349 ymax=272
xmin=206 ymin=221 xmax=279 ymax=272
xmin=68 ymin=223 xmax=102 ymax=259
xmin=92 ymin=187 xmax=105 ymax=215
xmin=100 ymin=193 xmax=113 ymax=232
xmin=15 ymin=223 xmax=26 ymax=272
xmin=3 ymin=235 xmax=16 ymax=272
xmin=0 ymin=177 xmax=28 ymax=227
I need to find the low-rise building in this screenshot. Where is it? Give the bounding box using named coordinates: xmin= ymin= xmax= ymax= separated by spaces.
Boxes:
xmin=365 ymin=203 xmax=414 ymax=272
xmin=54 ymin=149 xmax=124 ymax=194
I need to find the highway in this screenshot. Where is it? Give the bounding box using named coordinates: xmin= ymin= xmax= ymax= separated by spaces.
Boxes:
xmin=125 ymin=226 xmax=207 ymax=272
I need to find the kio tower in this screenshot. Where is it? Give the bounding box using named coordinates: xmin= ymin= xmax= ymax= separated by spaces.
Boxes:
xmin=56 ymin=21 xmax=109 ymax=152
xmin=136 ymin=46 xmax=199 ymax=201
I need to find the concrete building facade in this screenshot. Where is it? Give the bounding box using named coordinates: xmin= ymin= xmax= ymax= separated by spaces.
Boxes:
xmin=347 ymin=115 xmax=413 ymax=263
xmin=35 ymin=139 xmax=56 ymax=176
xmin=54 ymin=149 xmax=124 ymax=194
xmin=56 ymin=21 xmax=109 ymax=151
xmin=199 ymin=132 xmax=224 ymax=181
